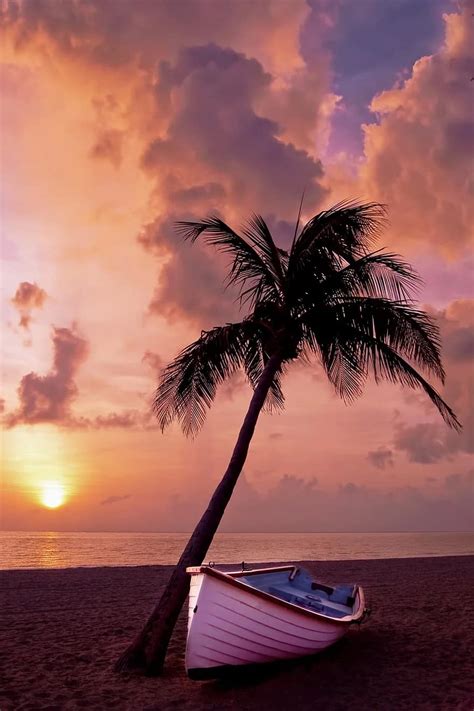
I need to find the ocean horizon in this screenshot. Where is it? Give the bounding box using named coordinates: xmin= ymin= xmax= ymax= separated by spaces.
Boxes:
xmin=1 ymin=530 xmax=472 ymax=570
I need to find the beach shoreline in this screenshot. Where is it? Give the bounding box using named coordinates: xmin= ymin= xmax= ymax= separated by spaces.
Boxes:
xmin=1 ymin=556 xmax=473 ymax=710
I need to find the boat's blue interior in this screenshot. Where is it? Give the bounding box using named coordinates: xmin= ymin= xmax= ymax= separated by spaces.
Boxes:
xmin=239 ymin=568 xmax=356 ymax=619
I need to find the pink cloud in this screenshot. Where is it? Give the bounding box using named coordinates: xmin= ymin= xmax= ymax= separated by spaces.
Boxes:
xmin=4 ymin=325 xmax=156 ymax=430
xmin=1 ymin=0 xmax=308 ymax=74
xmin=4 ymin=325 xmax=88 ymax=427
xmin=138 ymin=43 xmax=328 ymax=325
xmin=392 ymin=298 xmax=474 ymax=463
xmin=142 ymin=350 xmax=162 ymax=376
xmin=89 ymin=128 xmax=123 ymax=168
xmin=360 ymin=3 xmax=473 ymax=257
xmin=151 ymin=471 xmax=474 ymax=533
xmin=11 ymin=281 xmax=47 ymax=331
xmin=367 ymin=447 xmax=394 ymax=470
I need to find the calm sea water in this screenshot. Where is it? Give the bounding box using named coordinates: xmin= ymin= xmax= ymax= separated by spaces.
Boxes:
xmin=0 ymin=531 xmax=472 ymax=570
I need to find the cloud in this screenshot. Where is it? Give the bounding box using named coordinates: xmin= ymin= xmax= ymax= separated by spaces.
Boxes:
xmin=140 ymin=215 xmax=240 ymax=327
xmin=89 ymin=128 xmax=123 ymax=168
xmin=11 ymin=281 xmax=47 ymax=330
xmin=3 ymin=324 xmax=158 ymax=430
xmin=437 ymin=299 xmax=474 ymax=363
xmin=1 ymin=0 xmax=309 ymax=74
xmin=392 ymin=298 xmax=474 ymax=463
xmin=138 ymin=43 xmax=328 ymax=325
xmin=4 ymin=325 xmax=88 ymax=427
xmin=88 ymin=93 xmax=124 ymax=168
xmin=301 ymin=0 xmax=451 ymax=159
xmin=147 ymin=44 xmax=326 ymax=217
xmin=394 ymin=422 xmax=450 ymax=464
xmin=2 ymin=0 xmax=333 ymax=330
xmin=100 ymin=494 xmax=131 ymax=506
xmin=142 ymin=350 xmax=163 ymax=376
xmin=360 ymin=2 xmax=474 ymax=257
xmin=367 ymin=447 xmax=394 ymax=470
xmin=153 ymin=470 xmax=474 ymax=532
xmin=93 ymin=411 xmax=149 ymax=429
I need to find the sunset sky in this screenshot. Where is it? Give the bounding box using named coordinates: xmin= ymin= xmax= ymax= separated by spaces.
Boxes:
xmin=1 ymin=0 xmax=473 ymax=533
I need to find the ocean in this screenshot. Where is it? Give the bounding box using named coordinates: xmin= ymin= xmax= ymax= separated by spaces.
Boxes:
xmin=0 ymin=530 xmax=472 ymax=570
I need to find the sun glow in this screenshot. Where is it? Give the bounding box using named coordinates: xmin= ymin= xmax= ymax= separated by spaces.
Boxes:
xmin=40 ymin=482 xmax=66 ymax=509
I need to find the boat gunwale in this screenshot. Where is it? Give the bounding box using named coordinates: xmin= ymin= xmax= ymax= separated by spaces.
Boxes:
xmin=187 ymin=565 xmax=365 ymax=625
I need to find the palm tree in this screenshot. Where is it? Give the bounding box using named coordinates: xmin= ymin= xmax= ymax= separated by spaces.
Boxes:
xmin=116 ymin=200 xmax=460 ymax=675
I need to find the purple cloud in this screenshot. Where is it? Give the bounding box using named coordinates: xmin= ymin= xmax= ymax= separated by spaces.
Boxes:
xmin=11 ymin=281 xmax=47 ymax=331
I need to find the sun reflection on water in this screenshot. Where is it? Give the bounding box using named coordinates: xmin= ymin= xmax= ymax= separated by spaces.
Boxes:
xmin=38 ymin=531 xmax=63 ymax=568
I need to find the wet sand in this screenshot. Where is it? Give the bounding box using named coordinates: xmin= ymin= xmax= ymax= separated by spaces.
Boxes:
xmin=1 ymin=556 xmax=473 ymax=710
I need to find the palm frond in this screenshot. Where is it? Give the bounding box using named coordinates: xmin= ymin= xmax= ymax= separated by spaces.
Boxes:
xmin=300 ymin=294 xmax=459 ymax=428
xmin=161 ymin=201 xmax=458 ymax=437
xmin=343 ymin=327 xmax=461 ymax=431
xmin=292 ymin=200 xmax=386 ymax=259
xmin=287 ymin=202 xmax=387 ymax=300
xmin=154 ymin=321 xmax=257 ymax=436
xmin=341 ymin=298 xmax=444 ymax=381
xmin=319 ymin=251 xmax=422 ymax=304
xmin=290 ymin=188 xmax=306 ymax=254
xmin=242 ymin=337 xmax=285 ymax=411
xmin=175 ymin=216 xmax=281 ymax=307
xmin=302 ymin=296 xmax=445 ymax=383
xmin=319 ymin=338 xmax=368 ymax=402
xmin=241 ymin=214 xmax=286 ymax=294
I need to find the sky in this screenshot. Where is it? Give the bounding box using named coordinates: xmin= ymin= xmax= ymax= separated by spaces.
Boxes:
xmin=1 ymin=0 xmax=473 ymax=533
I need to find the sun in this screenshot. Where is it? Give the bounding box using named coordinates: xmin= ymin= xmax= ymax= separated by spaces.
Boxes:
xmin=40 ymin=481 xmax=66 ymax=509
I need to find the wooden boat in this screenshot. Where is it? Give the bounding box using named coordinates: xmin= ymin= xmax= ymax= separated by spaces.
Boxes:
xmin=185 ymin=564 xmax=369 ymax=679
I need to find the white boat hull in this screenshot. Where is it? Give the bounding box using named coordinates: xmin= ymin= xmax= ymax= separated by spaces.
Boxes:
xmin=186 ymin=566 xmax=361 ymax=678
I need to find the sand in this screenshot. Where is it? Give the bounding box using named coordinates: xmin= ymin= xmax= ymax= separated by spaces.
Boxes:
xmin=1 ymin=556 xmax=473 ymax=710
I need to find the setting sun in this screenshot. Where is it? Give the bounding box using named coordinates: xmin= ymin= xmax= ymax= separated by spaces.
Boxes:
xmin=40 ymin=482 xmax=66 ymax=509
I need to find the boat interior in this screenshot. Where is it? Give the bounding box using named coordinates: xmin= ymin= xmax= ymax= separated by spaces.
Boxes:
xmin=239 ymin=567 xmax=357 ymax=619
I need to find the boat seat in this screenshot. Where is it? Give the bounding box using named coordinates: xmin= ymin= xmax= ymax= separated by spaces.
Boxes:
xmin=330 ymin=584 xmax=357 ymax=607
xmin=269 ymin=587 xmax=344 ymax=615
xmin=268 ymin=586 xmax=299 ymax=604
xmin=268 ymin=586 xmax=322 ymax=609
xmin=311 ymin=582 xmax=333 ymax=596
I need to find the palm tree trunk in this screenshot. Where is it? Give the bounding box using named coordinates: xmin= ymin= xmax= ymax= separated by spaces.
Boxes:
xmin=115 ymin=352 xmax=283 ymax=675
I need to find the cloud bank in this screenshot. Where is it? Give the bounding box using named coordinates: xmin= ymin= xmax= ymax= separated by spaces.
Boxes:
xmin=150 ymin=471 xmax=474 ymax=532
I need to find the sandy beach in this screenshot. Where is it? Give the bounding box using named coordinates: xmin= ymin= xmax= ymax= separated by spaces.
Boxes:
xmin=1 ymin=556 xmax=473 ymax=710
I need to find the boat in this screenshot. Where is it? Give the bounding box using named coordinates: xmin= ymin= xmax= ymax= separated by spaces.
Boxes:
xmin=185 ymin=563 xmax=369 ymax=679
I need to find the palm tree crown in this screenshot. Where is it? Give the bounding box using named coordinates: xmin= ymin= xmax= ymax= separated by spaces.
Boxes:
xmin=155 ymin=201 xmax=461 ymax=436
